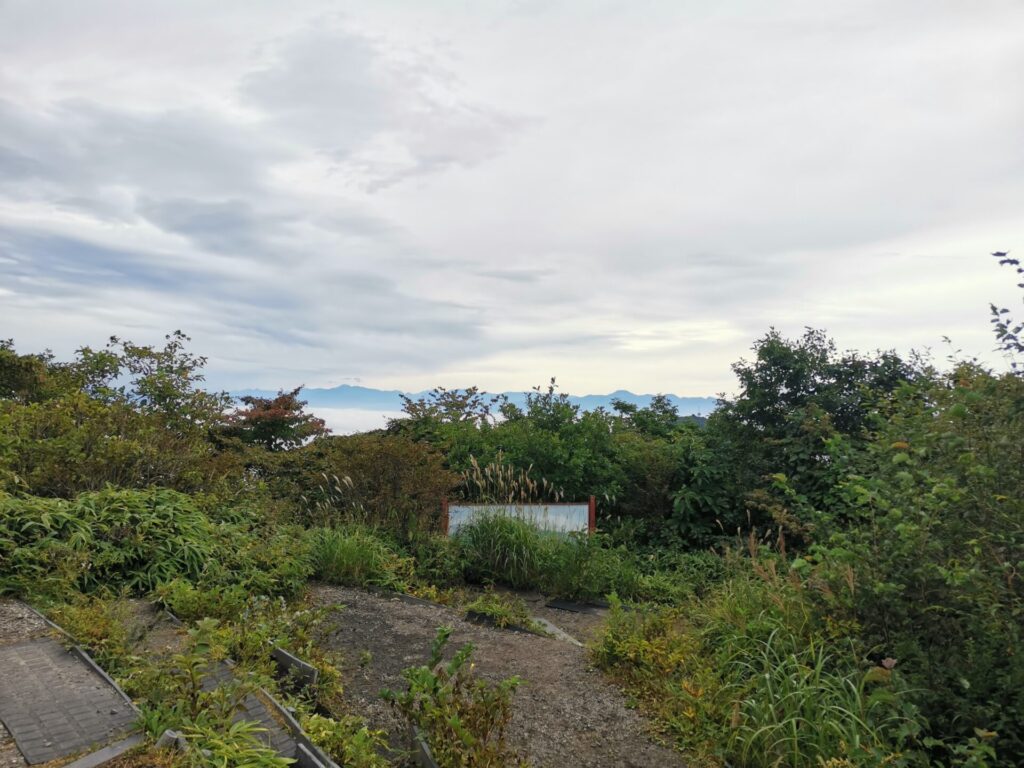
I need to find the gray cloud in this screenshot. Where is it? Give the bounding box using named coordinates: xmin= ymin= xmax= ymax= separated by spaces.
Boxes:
xmin=241 ymin=23 xmax=525 ymax=190
xmin=0 ymin=1 xmax=1022 ymax=395
xmin=136 ymin=198 xmax=285 ymax=257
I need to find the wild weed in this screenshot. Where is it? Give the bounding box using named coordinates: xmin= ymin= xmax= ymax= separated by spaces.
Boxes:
xmin=300 ymin=714 xmax=389 ymax=768
xmin=382 ymin=626 xmax=528 ymax=767
xmin=463 ymin=590 xmax=536 ymax=630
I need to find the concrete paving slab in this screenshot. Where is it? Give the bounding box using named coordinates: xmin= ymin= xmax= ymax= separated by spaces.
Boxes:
xmin=0 ymin=638 xmax=136 ymax=765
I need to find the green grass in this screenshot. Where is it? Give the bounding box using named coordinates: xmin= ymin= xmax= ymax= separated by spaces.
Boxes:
xmin=309 ymin=526 xmax=411 ymax=589
xmin=456 ymin=514 xmax=549 ymax=590
xmin=463 ymin=590 xmax=536 ymax=630
xmin=592 ymin=562 xmax=928 ymax=767
xmin=725 ymin=630 xmax=923 ymax=767
xmin=455 ymin=514 xmax=686 ymax=603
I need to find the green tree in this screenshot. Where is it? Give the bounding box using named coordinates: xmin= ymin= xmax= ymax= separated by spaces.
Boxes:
xmin=0 ymin=340 xmax=52 ymax=403
xmin=75 ymin=331 xmax=231 ymax=431
xmin=706 ymin=328 xmax=918 ymax=538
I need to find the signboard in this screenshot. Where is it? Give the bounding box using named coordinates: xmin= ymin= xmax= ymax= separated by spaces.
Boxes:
xmin=444 ymin=498 xmax=596 ymax=536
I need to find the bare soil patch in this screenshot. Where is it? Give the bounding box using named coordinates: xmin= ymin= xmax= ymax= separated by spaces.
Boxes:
xmin=310 ymin=584 xmax=683 ymax=768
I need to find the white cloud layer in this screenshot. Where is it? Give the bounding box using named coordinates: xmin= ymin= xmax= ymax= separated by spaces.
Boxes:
xmin=1 ymin=0 xmax=1022 ymax=395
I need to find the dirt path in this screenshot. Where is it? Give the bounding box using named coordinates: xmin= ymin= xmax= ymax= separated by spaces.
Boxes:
xmin=311 ymin=584 xmax=683 ymax=768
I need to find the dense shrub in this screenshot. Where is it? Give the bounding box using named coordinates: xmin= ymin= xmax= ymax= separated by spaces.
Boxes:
xmin=266 ymin=433 xmax=456 ymax=533
xmin=800 ymin=366 xmax=1024 ymax=762
xmin=593 ymin=558 xmax=927 ymax=767
xmin=539 ymin=533 xmax=641 ymax=601
xmin=0 ymin=488 xmax=311 ymax=598
xmin=0 ymin=394 xmax=234 ymax=497
xmin=408 ymin=533 xmax=467 ymax=588
xmin=309 ymin=526 xmax=412 ymax=589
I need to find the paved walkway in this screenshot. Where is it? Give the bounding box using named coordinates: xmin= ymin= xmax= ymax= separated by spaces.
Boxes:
xmin=0 ymin=639 xmax=137 ymax=764
xmin=0 ymin=601 xmax=137 ymax=766
xmin=0 ymin=599 xmax=333 ymax=768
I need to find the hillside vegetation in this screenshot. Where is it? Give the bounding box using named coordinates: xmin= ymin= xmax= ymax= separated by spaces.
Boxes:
xmin=1 ymin=258 xmax=1022 ymax=766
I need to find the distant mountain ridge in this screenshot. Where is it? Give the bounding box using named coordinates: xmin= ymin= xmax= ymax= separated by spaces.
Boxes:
xmin=232 ymin=384 xmax=718 ymax=416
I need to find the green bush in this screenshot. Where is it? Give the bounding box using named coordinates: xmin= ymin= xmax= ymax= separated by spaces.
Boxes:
xmin=800 ymin=367 xmax=1024 ymax=763
xmin=0 ymin=487 xmax=217 ymax=594
xmin=203 ymin=517 xmax=313 ymax=598
xmin=265 ymin=433 xmax=457 ymax=534
xmin=0 ymin=488 xmax=311 ymax=599
xmin=456 ymin=514 xmax=549 ymax=590
xmin=539 ymin=532 xmax=640 ymax=602
xmin=409 ymin=533 xmax=467 ymax=588
xmin=309 ymin=526 xmax=412 ymax=589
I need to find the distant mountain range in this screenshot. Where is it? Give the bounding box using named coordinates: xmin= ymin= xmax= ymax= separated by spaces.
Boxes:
xmin=232 ymin=384 xmax=718 ymax=416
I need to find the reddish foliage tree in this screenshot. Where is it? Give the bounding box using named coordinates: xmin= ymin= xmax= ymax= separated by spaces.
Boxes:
xmin=224 ymin=387 xmax=328 ymax=451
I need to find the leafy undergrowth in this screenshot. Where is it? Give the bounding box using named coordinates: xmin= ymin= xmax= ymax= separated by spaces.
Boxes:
xmin=305 ymin=516 xmax=716 ymax=610
xmin=47 ymin=590 xmax=388 ymax=768
xmin=462 ymin=589 xmax=538 ymax=631
xmin=0 ymin=487 xmax=311 ymax=599
xmin=592 ymin=562 xmax=927 ymax=768
xmin=382 ymin=627 xmax=529 ymax=768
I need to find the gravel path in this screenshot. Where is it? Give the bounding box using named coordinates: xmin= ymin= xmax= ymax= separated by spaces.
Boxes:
xmin=0 ymin=600 xmax=48 ymax=647
xmin=311 ymin=584 xmax=683 ymax=768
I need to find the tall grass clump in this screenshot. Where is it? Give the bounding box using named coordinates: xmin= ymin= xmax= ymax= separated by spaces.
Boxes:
xmin=309 ymin=526 xmax=411 ymax=589
xmin=724 ymin=632 xmax=923 ymax=767
xmin=456 ymin=513 xmax=549 ymax=590
xmin=457 ymin=515 xmax=655 ymax=601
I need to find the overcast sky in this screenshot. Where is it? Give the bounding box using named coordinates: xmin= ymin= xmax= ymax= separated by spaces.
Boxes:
xmin=1 ymin=1 xmax=1022 ymax=396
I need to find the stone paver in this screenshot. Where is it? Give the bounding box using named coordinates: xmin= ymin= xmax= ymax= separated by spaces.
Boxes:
xmin=1 ymin=720 xmax=27 ymax=768
xmin=0 ymin=638 xmax=136 ymax=765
